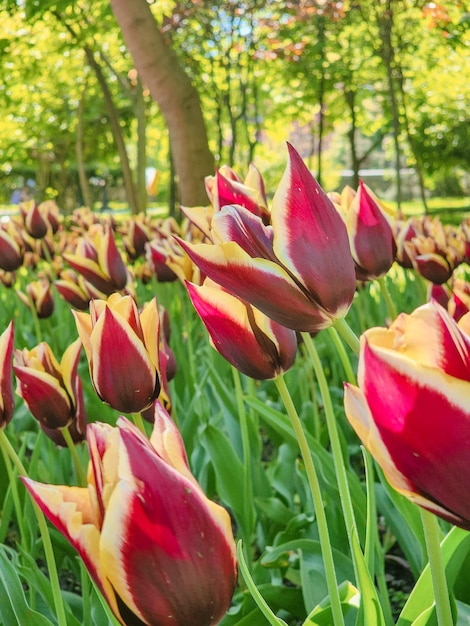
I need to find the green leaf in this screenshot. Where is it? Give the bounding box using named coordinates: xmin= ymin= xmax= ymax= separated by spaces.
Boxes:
xmin=351 ymin=531 xmax=386 ymax=626
xmin=200 ymin=424 xmax=249 ymax=536
xmin=302 ymin=581 xmax=360 ymax=626
xmin=0 ymin=545 xmax=56 ymax=626
xmin=397 ymin=526 xmax=470 ymax=626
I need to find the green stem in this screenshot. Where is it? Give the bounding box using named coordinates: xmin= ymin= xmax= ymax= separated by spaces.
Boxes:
xmin=131 ymin=412 xmax=146 ymax=434
xmin=274 ymin=375 xmax=345 ymax=626
xmin=231 ymin=368 xmax=254 ymax=562
xmin=420 ymin=509 xmax=454 ymax=626
xmin=333 ymin=317 xmax=360 ymax=355
xmin=0 ymin=429 xmax=68 ymax=626
xmin=80 ymin=562 xmax=91 ymax=626
xmin=237 ymin=541 xmax=289 ymax=626
xmin=59 ymin=425 xmax=87 ymax=487
xmin=301 ymin=333 xmax=360 ymax=562
xmin=0 ymin=431 xmax=28 ymax=547
xmin=378 ymin=276 xmax=398 ymax=321
xmin=327 ymin=327 xmax=357 ymax=384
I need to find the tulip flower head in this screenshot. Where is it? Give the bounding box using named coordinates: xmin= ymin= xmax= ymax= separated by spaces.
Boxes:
xmin=187 ymin=280 xmax=298 ymax=379
xmin=0 ymin=321 xmax=15 ymax=429
xmin=0 ymin=221 xmax=24 ymax=272
xmin=74 ymin=294 xmax=162 ymax=414
xmin=14 ymin=338 xmax=87 ymax=431
xmin=178 ymin=144 xmax=356 ymax=333
xmin=334 ymin=182 xmax=397 ymax=281
xmin=344 ymin=301 xmax=470 ymax=530
xmin=17 ymin=278 xmax=55 ymax=318
xmin=22 ymin=405 xmax=237 ymax=626
xmin=64 ymin=224 xmax=128 ymax=296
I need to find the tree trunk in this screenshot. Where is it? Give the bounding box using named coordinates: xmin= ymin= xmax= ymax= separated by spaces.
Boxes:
xmin=110 ymin=0 xmax=214 ymax=207
xmin=76 ymin=82 xmax=93 ymax=210
xmin=377 ymin=0 xmax=402 ymax=209
xmin=85 ymin=47 xmax=142 ymax=215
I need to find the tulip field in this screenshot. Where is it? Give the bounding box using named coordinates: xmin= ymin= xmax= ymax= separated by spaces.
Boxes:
xmin=2 ymin=145 xmax=470 ymax=626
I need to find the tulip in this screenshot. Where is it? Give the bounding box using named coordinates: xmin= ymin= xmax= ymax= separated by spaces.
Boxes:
xmin=17 ymin=278 xmax=55 ymax=318
xmin=120 ymin=215 xmax=151 ymax=260
xmin=187 ymin=280 xmax=297 ymax=379
xmin=205 ymin=163 xmax=270 ymax=224
xmin=55 ymin=269 xmax=107 ymax=311
xmin=335 ymin=182 xmax=396 ymax=281
xmin=344 ymin=301 xmax=470 ymax=530
xmin=0 ymin=221 xmax=24 ymax=271
xmin=0 ymin=321 xmax=15 ymax=428
xmin=73 ymin=294 xmax=162 ymax=414
xmin=64 ymin=224 xmax=128 ymax=295
xmin=22 ymin=406 xmax=237 ymax=626
xmin=20 ymin=200 xmax=50 ymax=239
xmin=178 ymin=143 xmax=356 ymax=333
xmin=14 ymin=338 xmax=87 ymax=431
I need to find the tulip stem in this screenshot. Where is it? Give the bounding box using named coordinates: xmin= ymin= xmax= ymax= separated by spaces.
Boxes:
xmin=0 ymin=429 xmax=68 ymax=626
xmin=0 ymin=430 xmax=28 ymax=548
xmin=237 ymin=540 xmax=289 ymax=626
xmin=333 ymin=317 xmax=360 ymax=355
xmin=327 ymin=327 xmax=357 ymax=384
xmin=301 ymin=333 xmax=360 ymax=563
xmin=232 ymin=367 xmax=254 ymax=562
xmin=274 ymin=375 xmax=345 ymax=626
xmin=420 ymin=509 xmax=454 ymax=626
xmin=378 ymin=277 xmax=398 ymax=322
xmin=131 ymin=412 xmax=146 ymax=435
xmin=60 ymin=425 xmax=87 ymax=487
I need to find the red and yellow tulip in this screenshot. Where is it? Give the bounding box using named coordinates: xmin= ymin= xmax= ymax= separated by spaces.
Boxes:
xmin=14 ymin=338 xmax=87 ymax=431
xmin=178 ymin=144 xmax=356 ymax=333
xmin=344 ymin=301 xmax=470 ymax=529
xmin=187 ymin=279 xmax=298 ymax=379
xmin=22 ymin=405 xmax=237 ymax=626
xmin=73 ymin=294 xmax=162 ymax=414
xmin=64 ymin=224 xmax=128 ymax=295
xmin=0 ymin=321 xmax=15 ymax=428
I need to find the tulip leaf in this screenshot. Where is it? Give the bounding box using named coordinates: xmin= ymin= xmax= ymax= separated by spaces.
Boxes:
xmin=396 ymin=525 xmax=470 ymax=626
xmin=0 ymin=545 xmax=56 ymax=626
xmin=376 ymin=476 xmax=426 ymax=578
xmin=351 ymin=530 xmax=386 ymax=626
xmin=301 ymin=581 xmax=360 ymax=625
xmin=15 ymin=545 xmax=82 ymax=626
xmin=201 ymin=424 xmax=249 ymax=536
xmin=244 ymin=396 xmax=367 ymax=530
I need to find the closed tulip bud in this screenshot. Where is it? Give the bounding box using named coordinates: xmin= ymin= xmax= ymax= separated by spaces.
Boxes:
xmin=22 ymin=406 xmax=237 ymax=626
xmin=17 ymin=278 xmax=55 ymax=318
xmin=0 ymin=322 xmax=15 ymax=428
xmin=344 ymin=301 xmax=470 ymax=529
xmin=14 ymin=338 xmax=87 ymax=431
xmin=187 ymin=280 xmax=298 ymax=379
xmin=339 ymin=182 xmax=396 ymax=281
xmin=73 ymin=294 xmax=162 ymax=414
xmin=206 ymin=164 xmax=270 ymax=224
xmin=64 ymin=224 xmax=128 ymax=295
xmin=55 ymin=269 xmax=107 ymax=311
xmin=0 ymin=222 xmax=24 ymax=271
xmin=21 ymin=200 xmax=50 ymax=239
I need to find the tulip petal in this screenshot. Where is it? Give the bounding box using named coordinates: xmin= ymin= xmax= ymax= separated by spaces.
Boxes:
xmin=100 ymin=420 xmax=237 ymax=626
xmin=271 ymin=143 xmax=356 ymax=315
xmin=178 ymin=239 xmax=329 ymax=332
xmin=361 ymin=338 xmax=470 ymax=527
xmin=65 ymin=254 xmax=116 ymax=296
xmin=211 ymin=205 xmax=275 ymax=259
xmin=14 ymin=367 xmax=72 ymax=428
xmin=21 ymin=478 xmax=122 ymax=621
xmin=0 ymin=321 xmax=14 ymax=425
xmin=187 ymin=281 xmax=294 ymax=379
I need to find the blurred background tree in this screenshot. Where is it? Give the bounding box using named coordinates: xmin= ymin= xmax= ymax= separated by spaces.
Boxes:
xmin=0 ymin=0 xmax=468 ymax=213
